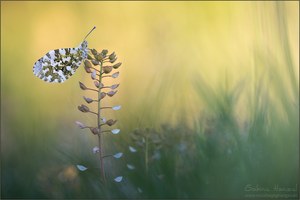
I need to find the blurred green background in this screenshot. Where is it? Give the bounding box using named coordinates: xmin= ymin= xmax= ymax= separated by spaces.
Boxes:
xmin=1 ymin=1 xmax=299 ymax=199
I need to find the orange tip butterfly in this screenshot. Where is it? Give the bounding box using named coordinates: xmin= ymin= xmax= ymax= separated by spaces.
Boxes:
xmin=33 ymin=26 xmax=96 ymax=83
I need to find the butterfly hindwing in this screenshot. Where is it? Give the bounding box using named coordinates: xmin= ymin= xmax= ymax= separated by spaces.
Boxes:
xmin=33 ymin=41 xmax=88 ymax=83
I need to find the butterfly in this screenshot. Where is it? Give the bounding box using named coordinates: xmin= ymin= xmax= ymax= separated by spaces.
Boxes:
xmin=33 ymin=26 xmax=96 ymax=83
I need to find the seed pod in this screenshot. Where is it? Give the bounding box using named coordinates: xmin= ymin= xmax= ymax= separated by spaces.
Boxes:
xmin=83 ymin=96 xmax=93 ymax=104
xmin=91 ymin=59 xmax=99 ymax=65
xmin=90 ymin=127 xmax=100 ymax=135
xmin=103 ymin=66 xmax=112 ymax=74
xmin=113 ymin=62 xmax=122 ymax=69
xmin=94 ymin=81 xmax=100 ymax=88
xmin=78 ymin=104 xmax=90 ymax=112
xmin=84 ymin=65 xmax=92 ymax=73
xmin=106 ymin=119 xmax=117 ymax=126
xmin=95 ymin=54 xmax=104 ymax=61
xmin=87 ymin=54 xmax=93 ymax=60
xmin=109 ymin=52 xmax=116 ymax=60
xmin=101 ymin=49 xmax=108 ymax=56
xmin=91 ymin=49 xmax=98 ymax=56
xmin=79 ymin=82 xmax=87 ymax=90
xmin=95 ymin=82 xmax=104 ymax=88
xmin=109 ymin=57 xmax=117 ymax=63
xmin=100 ymin=92 xmax=106 ymax=100
xmin=110 ymin=84 xmax=120 ymax=89
xmin=84 ymin=60 xmax=92 ymax=69
xmin=107 ymin=90 xmax=117 ymax=97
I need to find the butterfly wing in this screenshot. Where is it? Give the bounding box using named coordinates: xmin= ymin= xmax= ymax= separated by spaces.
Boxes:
xmin=33 ymin=42 xmax=88 ymax=83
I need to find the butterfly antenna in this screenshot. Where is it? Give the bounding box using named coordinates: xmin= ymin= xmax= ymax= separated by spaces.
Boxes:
xmin=83 ymin=26 xmax=96 ymax=41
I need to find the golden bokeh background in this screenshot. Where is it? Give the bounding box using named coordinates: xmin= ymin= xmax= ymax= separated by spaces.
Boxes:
xmin=1 ymin=1 xmax=298 ymax=125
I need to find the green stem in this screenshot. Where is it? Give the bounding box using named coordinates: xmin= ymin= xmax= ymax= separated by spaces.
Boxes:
xmin=145 ymin=135 xmax=149 ymax=175
xmin=97 ymin=61 xmax=106 ymax=184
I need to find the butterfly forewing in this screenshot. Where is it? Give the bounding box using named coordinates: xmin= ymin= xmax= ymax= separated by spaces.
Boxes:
xmin=33 ymin=41 xmax=88 ymax=83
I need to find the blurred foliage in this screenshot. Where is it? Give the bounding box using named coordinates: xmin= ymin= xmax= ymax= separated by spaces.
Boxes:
xmin=1 ymin=1 xmax=299 ymax=199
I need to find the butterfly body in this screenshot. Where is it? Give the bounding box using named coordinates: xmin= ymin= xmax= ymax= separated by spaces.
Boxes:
xmin=33 ymin=27 xmax=95 ymax=83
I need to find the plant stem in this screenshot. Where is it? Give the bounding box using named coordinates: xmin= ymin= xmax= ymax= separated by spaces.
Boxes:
xmin=87 ymin=88 xmax=98 ymax=92
xmin=100 ymin=106 xmax=112 ymax=110
xmin=89 ymin=111 xmax=98 ymax=115
xmin=97 ymin=61 xmax=106 ymax=184
xmin=145 ymin=135 xmax=149 ymax=175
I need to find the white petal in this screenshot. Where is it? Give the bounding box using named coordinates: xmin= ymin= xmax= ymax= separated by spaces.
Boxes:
xmin=93 ymin=146 xmax=100 ymax=154
xmin=126 ymin=164 xmax=135 ymax=170
xmin=114 ymin=176 xmax=123 ymax=182
xmin=91 ymin=70 xmax=97 ymax=79
xmin=111 ymin=129 xmax=120 ymax=134
xmin=76 ymin=165 xmax=88 ymax=171
xmin=112 ymin=72 xmax=119 ymax=78
xmin=112 ymin=105 xmax=121 ymax=111
xmin=137 ymin=187 xmax=143 ymax=193
xmin=75 ymin=121 xmax=85 ymax=129
xmin=113 ymin=152 xmax=123 ymax=159
xmin=129 ymin=146 xmax=137 ymax=153
xmin=102 ymin=117 xmax=106 ymax=123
